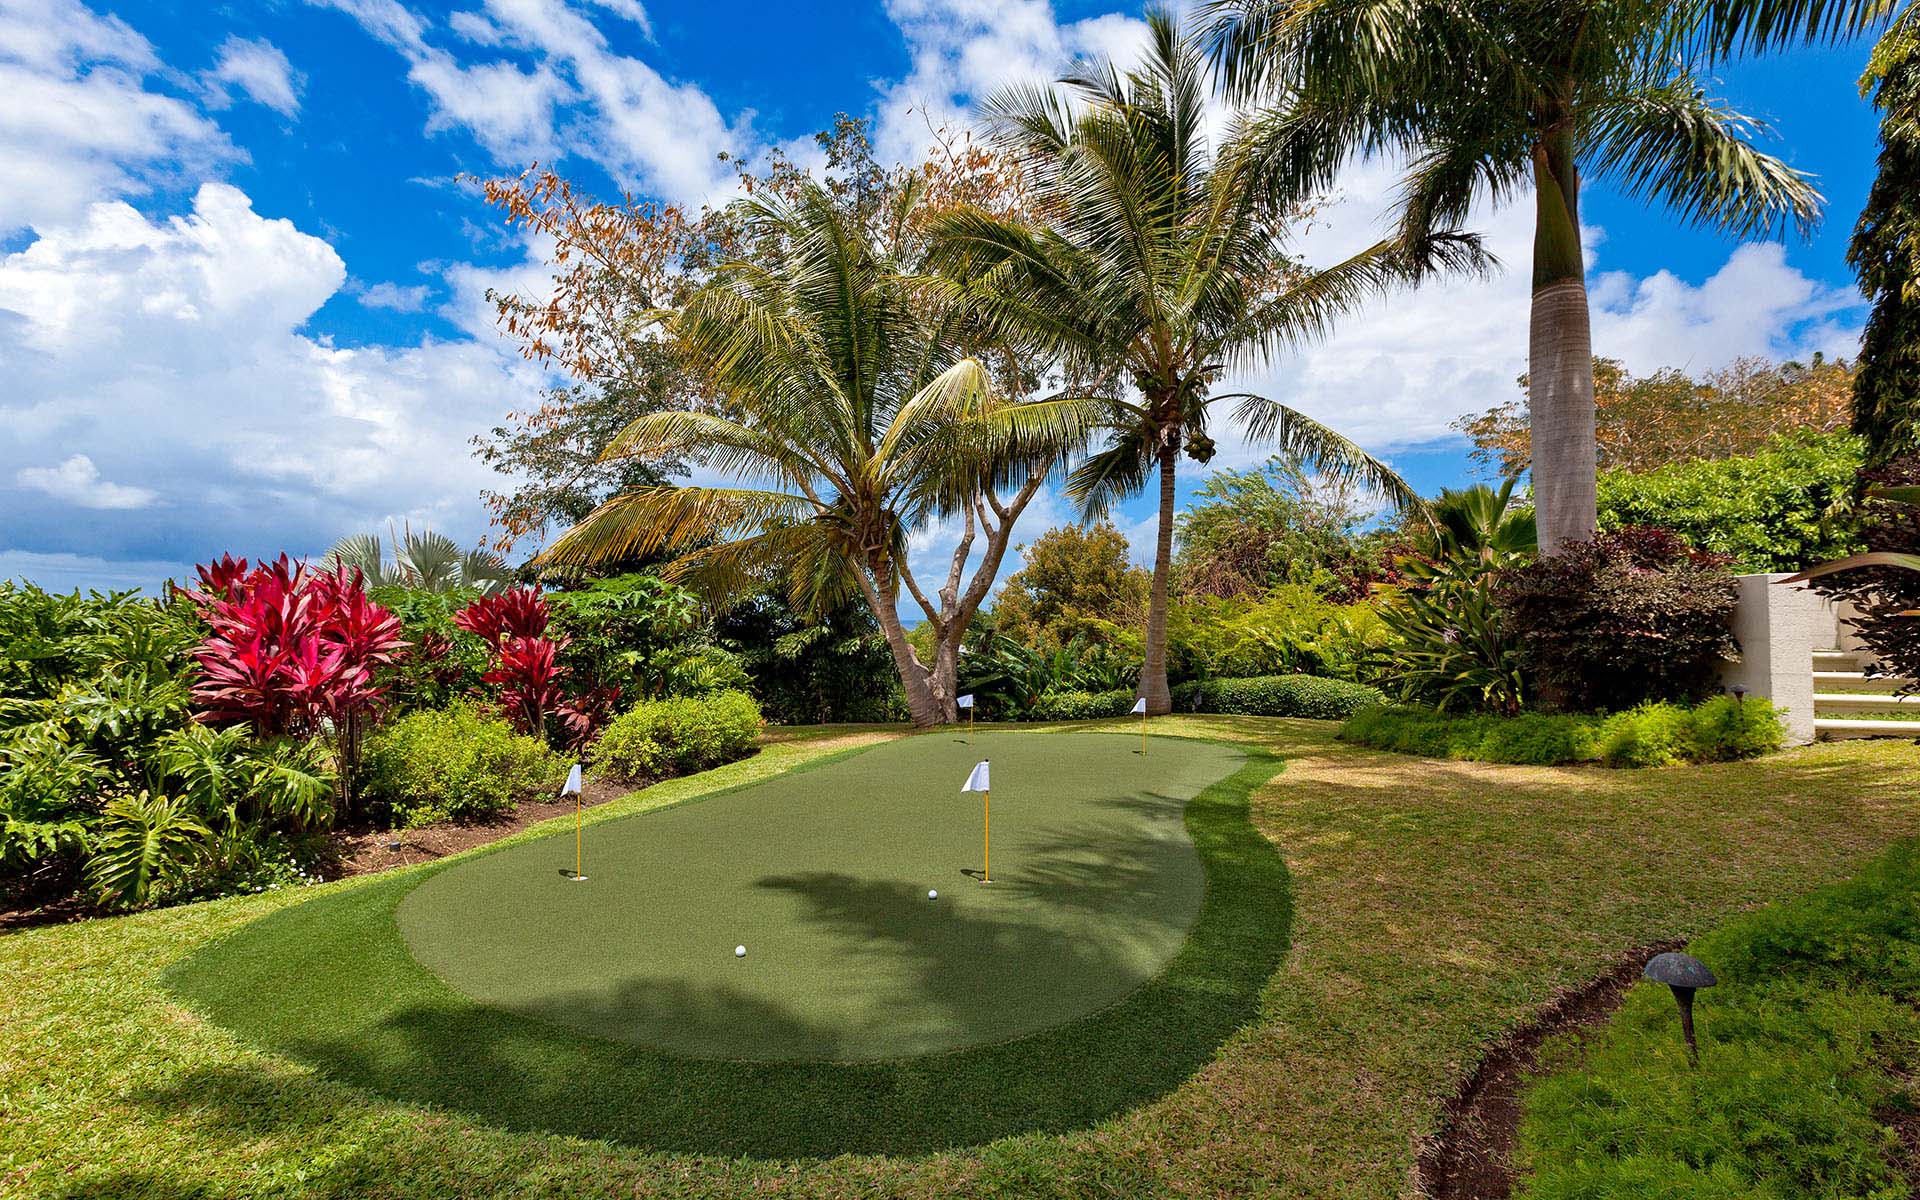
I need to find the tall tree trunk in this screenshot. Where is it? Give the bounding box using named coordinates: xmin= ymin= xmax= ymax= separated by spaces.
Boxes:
xmin=1528 ymin=126 xmax=1597 ymax=554
xmin=855 ymin=564 xmax=943 ymax=727
xmin=1138 ymin=439 xmax=1178 ymax=715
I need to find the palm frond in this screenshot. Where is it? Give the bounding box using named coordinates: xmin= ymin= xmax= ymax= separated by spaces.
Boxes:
xmin=537 ymin=487 xmax=814 ymax=570
xmin=1226 ymin=393 xmax=1426 ymax=515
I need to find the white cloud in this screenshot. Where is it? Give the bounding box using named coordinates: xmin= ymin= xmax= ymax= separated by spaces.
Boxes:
xmin=358 ymin=280 xmax=434 ymax=311
xmin=16 ymin=454 xmax=157 ymax=509
xmin=311 ymin=0 xmax=744 ymax=206
xmin=0 ymin=0 xmax=235 ymax=234
xmin=0 ymin=183 xmax=549 ymax=570
xmin=202 ymin=35 xmax=303 ymax=116
xmin=870 ymin=0 xmax=1149 ymax=168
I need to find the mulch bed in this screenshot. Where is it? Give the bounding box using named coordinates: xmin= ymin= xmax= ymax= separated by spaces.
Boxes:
xmin=1417 ymin=941 xmax=1681 ymax=1200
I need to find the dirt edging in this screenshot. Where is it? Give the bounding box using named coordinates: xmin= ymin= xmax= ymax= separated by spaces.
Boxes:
xmin=1416 ymin=940 xmax=1682 ymax=1200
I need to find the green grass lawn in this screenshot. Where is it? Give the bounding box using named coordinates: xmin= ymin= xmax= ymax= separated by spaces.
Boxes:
xmin=4 ymin=718 xmax=1919 ymax=1198
xmin=161 ymin=731 xmax=1284 ymax=1155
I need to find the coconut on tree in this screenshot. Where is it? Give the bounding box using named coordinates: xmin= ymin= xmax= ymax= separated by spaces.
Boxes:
xmin=1203 ymin=0 xmax=1897 ymax=553
xmin=927 ymin=8 xmax=1475 ymax=713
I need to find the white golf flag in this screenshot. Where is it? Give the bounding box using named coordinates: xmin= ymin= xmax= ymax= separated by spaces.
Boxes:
xmin=1131 ymin=697 xmax=1147 ymax=715
xmin=957 ymin=694 xmax=974 ymax=709
xmin=961 ymin=760 xmax=990 ymax=793
xmin=562 ymin=763 xmax=583 ymax=795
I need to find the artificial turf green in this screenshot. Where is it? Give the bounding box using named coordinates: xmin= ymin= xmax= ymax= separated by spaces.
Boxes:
xmin=164 ymin=731 xmax=1291 ymax=1157
xmin=397 ymin=731 xmax=1236 ymax=1060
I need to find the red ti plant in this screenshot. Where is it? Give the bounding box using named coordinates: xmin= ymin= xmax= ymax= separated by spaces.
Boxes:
xmin=456 ymin=587 xmax=570 ymax=737
xmin=185 ymin=555 xmax=406 ymax=813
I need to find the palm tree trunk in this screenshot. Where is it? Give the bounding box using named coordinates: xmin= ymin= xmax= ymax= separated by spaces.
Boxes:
xmin=1138 ymin=440 xmax=1177 ymax=715
xmin=1528 ymin=127 xmax=1597 ymax=555
xmin=853 ymin=563 xmax=944 ymax=727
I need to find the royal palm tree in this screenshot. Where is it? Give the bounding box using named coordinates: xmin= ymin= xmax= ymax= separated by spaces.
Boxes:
xmin=928 ymin=9 xmax=1474 ymax=713
xmin=1205 ymin=0 xmax=1893 ymax=553
xmin=538 ymin=181 xmax=1065 ymax=727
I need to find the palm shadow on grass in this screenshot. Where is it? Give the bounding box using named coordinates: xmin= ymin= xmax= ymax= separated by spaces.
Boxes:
xmin=159 ymin=743 xmax=1290 ymax=1158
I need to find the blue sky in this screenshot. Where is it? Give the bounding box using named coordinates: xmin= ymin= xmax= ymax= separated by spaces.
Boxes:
xmin=0 ymin=0 xmax=1888 ymax=607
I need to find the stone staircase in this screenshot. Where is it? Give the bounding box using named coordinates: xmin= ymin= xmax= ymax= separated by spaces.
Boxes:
xmin=1812 ymin=648 xmax=1920 ymax=739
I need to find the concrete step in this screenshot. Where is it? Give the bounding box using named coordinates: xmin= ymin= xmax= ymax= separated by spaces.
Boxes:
xmin=1813 ymin=649 xmax=1870 ymax=670
xmin=1814 ymin=717 xmax=1920 ymax=739
xmin=1813 ymin=692 xmax=1920 ymax=714
xmin=1813 ymin=670 xmax=1917 ymax=693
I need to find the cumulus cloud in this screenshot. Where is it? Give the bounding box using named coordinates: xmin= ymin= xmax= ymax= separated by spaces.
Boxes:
xmin=358 ymin=280 xmax=434 ymax=311
xmin=17 ymin=454 xmax=158 ymax=509
xmin=201 ymin=35 xmax=303 ymax=116
xmin=0 ymin=0 xmax=235 ymax=234
xmin=0 ymin=183 xmax=548 ymax=568
xmin=310 ymin=0 xmax=744 ymax=206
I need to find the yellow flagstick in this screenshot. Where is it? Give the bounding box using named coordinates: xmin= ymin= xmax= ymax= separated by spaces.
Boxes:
xmin=1141 ymin=708 xmax=1147 ymax=755
xmin=983 ymin=788 xmax=990 ymax=883
xmin=563 ymin=763 xmax=586 ymax=881
xmin=970 ymin=706 xmax=975 ymax=743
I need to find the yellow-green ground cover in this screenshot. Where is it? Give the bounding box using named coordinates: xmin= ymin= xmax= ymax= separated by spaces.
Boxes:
xmin=4 ymin=717 xmax=1918 ymax=1198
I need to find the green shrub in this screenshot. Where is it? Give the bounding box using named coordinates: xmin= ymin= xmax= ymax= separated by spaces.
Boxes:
xmin=1029 ymin=688 xmax=1138 ymax=721
xmin=1340 ymin=698 xmax=1784 ymax=768
xmin=1596 ymin=431 xmax=1866 ymax=573
xmin=1339 ymin=707 xmax=1600 ymax=765
xmin=1595 ymin=701 xmax=1693 ymax=767
xmin=362 ymin=704 xmax=565 ymax=827
xmin=587 ymin=690 xmax=762 ymax=782
xmin=1173 ymin=674 xmax=1386 ymax=720
xmin=1514 ymin=841 xmax=1920 ymax=1199
xmin=1495 ymin=528 xmax=1739 ymax=712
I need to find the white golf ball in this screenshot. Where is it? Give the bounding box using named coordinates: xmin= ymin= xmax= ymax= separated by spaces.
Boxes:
xmin=734 ymin=945 xmax=746 ymax=958
xmin=928 ymin=889 xmax=938 ymax=900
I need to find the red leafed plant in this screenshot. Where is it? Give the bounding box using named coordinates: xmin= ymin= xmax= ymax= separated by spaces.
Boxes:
xmin=184 ymin=555 xmax=406 ymax=812
xmin=555 ymin=685 xmax=621 ymax=752
xmin=452 ymin=587 xmax=550 ymax=645
xmin=456 ymin=587 xmax=570 ymax=737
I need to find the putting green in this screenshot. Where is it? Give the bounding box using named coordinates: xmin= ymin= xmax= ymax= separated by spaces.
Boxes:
xmin=397 ymin=731 xmax=1236 ymax=1060
xmin=167 ymin=731 xmax=1294 ymax=1156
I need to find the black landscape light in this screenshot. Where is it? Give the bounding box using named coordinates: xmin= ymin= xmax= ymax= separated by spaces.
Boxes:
xmin=1731 ymin=684 xmax=1748 ymax=703
xmin=1643 ymin=951 xmax=1717 ymax=1063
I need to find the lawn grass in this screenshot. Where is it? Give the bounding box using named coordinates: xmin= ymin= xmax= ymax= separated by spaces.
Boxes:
xmin=160 ymin=732 xmax=1286 ymax=1156
xmin=4 ymin=718 xmax=1919 ymax=1197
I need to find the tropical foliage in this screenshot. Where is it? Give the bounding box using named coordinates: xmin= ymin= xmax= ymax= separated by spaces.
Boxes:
xmin=1174 ymin=458 xmax=1392 ymax=602
xmin=1596 ymin=431 xmax=1865 ymax=572
xmin=1455 ymin=354 xmax=1857 ymax=477
xmin=1852 ymin=3 xmax=1920 ymax=467
xmin=1208 ymin=0 xmax=1878 ymax=551
xmin=326 ymin=528 xmax=512 ymax=595
xmin=930 ymin=8 xmax=1456 ymax=712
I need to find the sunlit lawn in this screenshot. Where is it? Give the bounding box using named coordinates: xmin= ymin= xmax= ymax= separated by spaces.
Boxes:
xmin=4 ymin=717 xmax=1916 ymax=1198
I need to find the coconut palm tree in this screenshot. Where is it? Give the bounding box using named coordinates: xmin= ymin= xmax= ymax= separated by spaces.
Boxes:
xmin=326 ymin=527 xmax=511 ymax=594
xmin=1205 ymin=0 xmax=1894 ymax=553
xmin=537 ymin=180 xmax=1070 ymax=727
xmin=927 ymin=8 xmax=1474 ymax=713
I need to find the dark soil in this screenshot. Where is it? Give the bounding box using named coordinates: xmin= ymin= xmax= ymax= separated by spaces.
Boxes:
xmin=1418 ymin=941 xmax=1681 ymax=1200
xmin=0 ymin=779 xmax=631 ymax=932
xmin=319 ymin=777 xmax=628 ymax=880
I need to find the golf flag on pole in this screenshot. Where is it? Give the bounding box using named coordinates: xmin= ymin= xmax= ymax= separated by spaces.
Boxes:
xmin=956 ymin=694 xmax=974 ymax=709
xmin=563 ymin=763 xmax=586 ymax=881
xmin=1133 ymin=696 xmax=1148 ymax=755
xmin=1130 ymin=697 xmax=1146 ymax=715
xmin=962 ymin=760 xmax=991 ymax=882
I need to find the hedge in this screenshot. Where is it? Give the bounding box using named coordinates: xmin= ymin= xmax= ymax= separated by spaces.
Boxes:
xmin=1173 ymin=675 xmax=1386 ymax=720
xmin=1030 ymin=688 xmax=1139 ymax=721
xmin=1338 ymin=695 xmax=1785 ymax=768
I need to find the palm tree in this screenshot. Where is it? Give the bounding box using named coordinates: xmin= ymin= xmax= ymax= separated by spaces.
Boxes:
xmin=928 ymin=9 xmax=1472 ymax=713
xmin=537 ymin=181 xmax=1065 ymax=727
xmin=326 ymin=527 xmax=511 ymax=594
xmin=1205 ymin=0 xmax=1893 ymax=553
